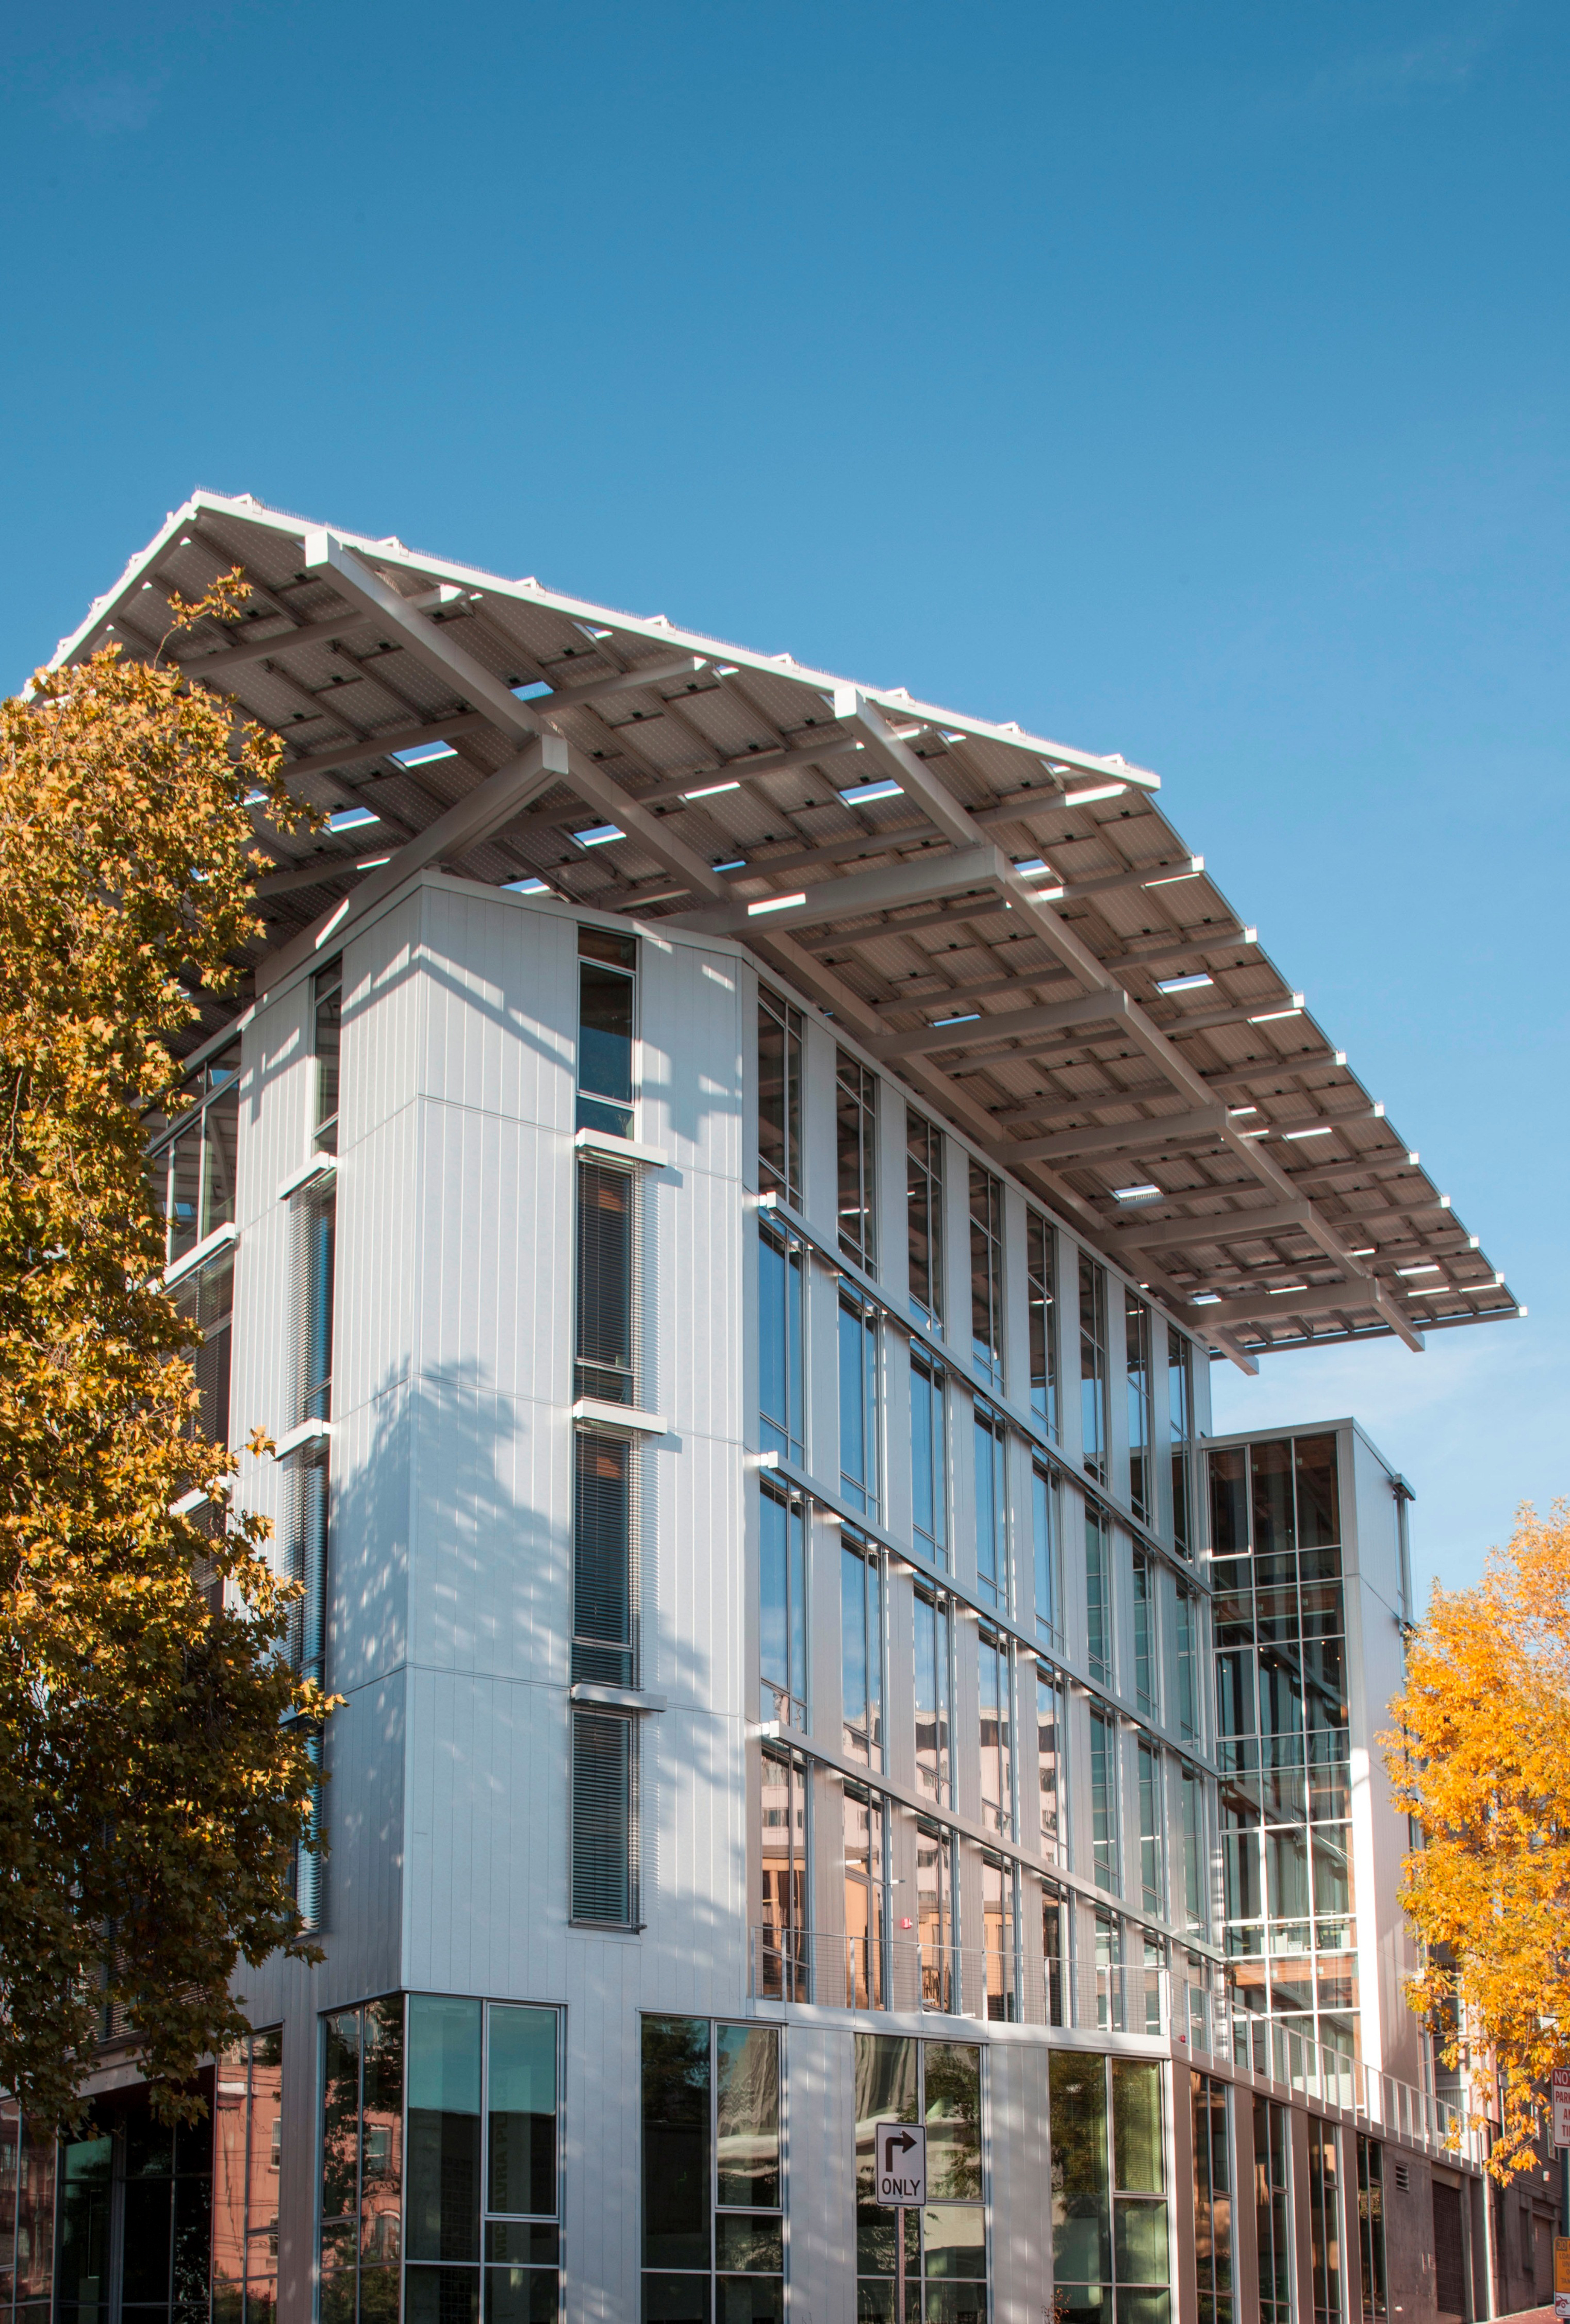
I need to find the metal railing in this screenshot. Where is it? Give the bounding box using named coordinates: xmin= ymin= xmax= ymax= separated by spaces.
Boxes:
xmin=748 ymin=1927 xmax=1473 ymax=2159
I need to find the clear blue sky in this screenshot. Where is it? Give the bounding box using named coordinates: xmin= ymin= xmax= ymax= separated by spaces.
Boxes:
xmin=2 ymin=2 xmax=1564 ymax=1605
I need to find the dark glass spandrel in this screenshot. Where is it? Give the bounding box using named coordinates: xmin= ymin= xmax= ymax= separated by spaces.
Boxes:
xmin=488 ymin=2006 xmax=557 ymax=2220
xmin=1112 ymin=2063 xmax=1165 ymax=2193
xmin=408 ymin=1995 xmax=482 ymax=2264
xmin=405 ymin=2265 xmax=481 ymax=2324
xmin=642 ymin=2277 xmax=711 ymax=2323
xmin=1209 ymin=1448 xmax=1248 ymax=1555
xmin=1295 ymin=1435 xmax=1340 ymax=1548
xmin=924 ymin=2045 xmax=981 ymax=2202
xmin=1251 ymin=1441 xmax=1295 ymax=1556
xmin=641 ymin=2017 xmax=712 ymax=2273
xmin=484 ymin=2264 xmax=558 ymax=2323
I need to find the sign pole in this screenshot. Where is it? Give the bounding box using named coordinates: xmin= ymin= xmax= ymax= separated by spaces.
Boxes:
xmin=896 ymin=2205 xmax=905 ymax=2324
xmin=874 ymin=2119 xmax=927 ymax=2324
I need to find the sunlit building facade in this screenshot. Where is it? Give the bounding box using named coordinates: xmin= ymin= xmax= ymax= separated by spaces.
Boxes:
xmin=44 ymin=495 xmax=1528 ymax=2324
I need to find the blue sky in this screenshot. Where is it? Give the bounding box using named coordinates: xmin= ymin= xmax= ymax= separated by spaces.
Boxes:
xmin=2 ymin=2 xmax=1563 ymax=1604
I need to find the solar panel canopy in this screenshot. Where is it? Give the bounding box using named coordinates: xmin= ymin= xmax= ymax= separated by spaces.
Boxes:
xmin=55 ymin=490 xmax=1519 ymax=1373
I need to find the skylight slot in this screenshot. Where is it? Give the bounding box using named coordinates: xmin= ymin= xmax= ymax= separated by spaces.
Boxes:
xmin=747 ymin=893 xmax=807 ymax=916
xmin=929 ymin=1011 xmax=980 ymax=1028
xmin=1112 ymin=1184 xmax=1163 ymax=1202
xmin=1156 ymin=973 xmax=1214 ymax=995
xmin=1283 ymin=1126 xmax=1333 ymax=1140
xmin=1249 ymin=997 xmax=1305 ymax=1024
xmin=1396 ymin=1263 xmax=1443 ymax=1277
xmin=391 ymin=739 xmax=458 ymax=767
xmin=839 ymin=779 xmax=904 ymax=806
xmin=714 ymin=857 xmax=747 ymax=872
xmin=683 ymin=780 xmax=741 ymax=800
xmin=504 ymin=877 xmax=552 ymax=895
xmin=573 ymin=825 xmax=624 ymax=848
xmin=327 ymin=807 xmax=380 ymax=833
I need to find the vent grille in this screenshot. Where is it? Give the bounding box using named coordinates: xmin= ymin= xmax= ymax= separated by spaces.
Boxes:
xmin=575 ymin=1161 xmax=634 ymax=1404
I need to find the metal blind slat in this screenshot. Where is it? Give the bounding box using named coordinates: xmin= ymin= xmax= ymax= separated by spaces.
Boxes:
xmin=571 ymin=1710 xmax=636 ymax=1925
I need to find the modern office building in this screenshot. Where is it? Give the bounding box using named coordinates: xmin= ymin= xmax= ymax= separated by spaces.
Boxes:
xmin=33 ymin=495 xmax=1529 ymax=2324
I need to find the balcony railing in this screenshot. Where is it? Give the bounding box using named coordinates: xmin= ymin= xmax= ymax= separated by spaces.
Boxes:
xmin=749 ymin=1925 xmax=1474 ymax=2160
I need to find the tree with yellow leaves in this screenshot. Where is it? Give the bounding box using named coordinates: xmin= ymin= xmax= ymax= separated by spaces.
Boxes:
xmin=1386 ymin=1501 xmax=1570 ymax=2179
xmin=0 ymin=574 xmax=328 ymax=2128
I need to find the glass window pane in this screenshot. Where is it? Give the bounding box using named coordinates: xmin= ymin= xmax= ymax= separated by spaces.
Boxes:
xmin=641 ymin=2018 xmax=711 ymax=2273
xmin=924 ymin=2044 xmax=981 ymax=2202
xmin=1209 ymin=1448 xmax=1248 ymax=1555
xmin=1115 ymin=2199 xmax=1169 ymax=2285
xmin=922 ymin=2204 xmax=987 ymax=2279
xmin=716 ymin=2026 xmax=780 ymax=2210
xmin=406 ymin=2267 xmax=481 ymax=2324
xmin=1295 ymin=1436 xmax=1341 ymax=1548
xmin=408 ymin=1997 xmax=482 ymax=2264
xmin=321 ymin=2012 xmax=361 ymax=2226
xmin=488 ymin=2007 xmax=557 ymax=2220
xmin=362 ymin=1998 xmax=404 ymax=2263
xmin=1049 ymin=2054 xmax=1110 ymax=2286
xmin=1112 ymin=2063 xmax=1165 ymax=2193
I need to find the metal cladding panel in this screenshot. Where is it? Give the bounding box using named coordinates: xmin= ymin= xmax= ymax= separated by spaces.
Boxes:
xmin=635 ymin=929 xmax=743 ymax=1179
xmin=652 ymin=1161 xmax=744 ymax=1447
xmin=332 ymin=1097 xmax=417 ymax=1432
xmin=988 ymin=2040 xmax=1051 ymax=2321
xmin=401 ymin=1673 xmax=746 ymax=2000
xmin=776 ymin=2024 xmax=857 ymax=2324
xmin=405 ymin=1375 xmax=565 ymax=1683
xmin=411 ymin=1104 xmax=573 ymax=1402
xmin=324 ymin=1382 xmax=410 ymax=1695
xmin=342 ymin=891 xmax=423 ymax=1149
xmin=416 ymin=885 xmax=577 ymax=1129
xmin=647 ymin=1428 xmax=746 ymax=1720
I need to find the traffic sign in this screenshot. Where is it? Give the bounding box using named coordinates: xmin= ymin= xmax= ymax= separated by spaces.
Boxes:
xmin=1554 ymin=2068 xmax=1570 ymax=2150
xmin=1553 ymin=2233 xmax=1570 ymax=2323
xmin=875 ymin=2121 xmax=927 ymax=2208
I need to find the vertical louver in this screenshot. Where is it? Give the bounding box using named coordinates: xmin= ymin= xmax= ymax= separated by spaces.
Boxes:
xmin=571 ymin=1710 xmax=637 ymax=1926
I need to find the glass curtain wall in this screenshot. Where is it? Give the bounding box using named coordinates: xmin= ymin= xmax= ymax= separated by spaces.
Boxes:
xmin=1027 ymin=1212 xmax=1057 ymax=1438
xmin=212 ymin=2030 xmax=284 ymax=2324
xmin=757 ymin=1750 xmax=808 ymax=2002
xmin=1078 ymin=1255 xmax=1108 ymax=1485
xmin=58 ymin=2104 xmax=211 ymax=2324
xmin=1211 ymin=1435 xmax=1356 ymax=2057
xmin=841 ymin=1533 xmax=885 ymax=1768
xmin=914 ymin=1592 xmax=953 ymax=1806
xmin=836 ymin=1051 xmax=878 ymax=1273
xmin=1049 ymin=2055 xmax=1169 ymax=2322
xmin=1254 ymin=2097 xmax=1293 ymax=2324
xmin=1168 ymin=1332 xmax=1195 ymax=1559
xmin=1032 ymin=1463 xmax=1061 ymax=1647
xmin=757 ymin=1221 xmax=804 ymax=1465
xmin=757 ymin=992 xmax=803 ymax=1206
xmin=0 ymin=2107 xmax=54 ymax=2324
xmin=1307 ymin=2120 xmax=1343 ymax=2324
xmin=906 ymin=1111 xmax=945 ymax=1328
xmin=839 ymin=1296 xmax=880 ymax=1518
xmin=147 ymin=1042 xmax=241 ymax=1267
xmin=910 ymin=1355 xmax=949 ymax=1568
xmin=758 ymin=1484 xmax=807 ymax=1729
xmin=1125 ymin=1292 xmax=1152 ymax=1523
xmin=319 ymin=1997 xmax=403 ymax=2324
xmin=1356 ymin=2138 xmax=1386 ymax=2321
xmin=968 ymin=1165 xmax=1004 ymax=1386
xmin=973 ymin=1404 xmax=1008 ymax=1611
xmin=854 ymin=2037 xmax=984 ymax=2321
xmin=641 ymin=2019 xmax=783 ymax=2324
xmin=1192 ymin=2074 xmax=1233 ymax=2324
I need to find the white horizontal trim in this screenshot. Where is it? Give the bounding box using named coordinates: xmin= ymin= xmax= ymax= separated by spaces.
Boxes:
xmin=169 ymin=1488 xmax=210 ymax=1518
xmin=569 ymin=1682 xmax=666 ymax=1713
xmin=274 ymin=1418 xmax=332 ymax=1459
xmin=163 ymin=1220 xmax=238 ymax=1289
xmin=572 ymin=1126 xmax=668 ymax=1168
xmin=572 ymin=1398 xmax=668 ymax=1436
xmin=278 ymin=1150 xmax=337 ymax=1202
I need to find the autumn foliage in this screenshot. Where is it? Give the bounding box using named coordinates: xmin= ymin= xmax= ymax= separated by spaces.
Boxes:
xmin=0 ymin=576 xmax=328 ymax=2127
xmin=1387 ymin=1501 xmax=1570 ymax=2179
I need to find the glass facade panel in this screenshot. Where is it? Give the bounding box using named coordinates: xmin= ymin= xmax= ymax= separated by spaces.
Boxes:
xmin=842 ymin=1786 xmax=889 ymax=2009
xmin=758 ymin=1484 xmax=807 ymax=1729
xmin=1192 ymin=2075 xmax=1232 ymax=2324
xmin=839 ymin=1296 xmax=880 ymax=1518
xmin=1356 ymin=2138 xmax=1386 ymax=2322
xmin=1032 ymin=1464 xmax=1060 ymax=1646
xmin=575 ymin=1160 xmax=634 ymax=1406
xmin=855 ymin=2038 xmax=984 ymax=2311
xmin=1168 ymin=1333 xmax=1194 ymax=1559
xmin=1132 ymin=1555 xmax=1157 ymax=1717
xmin=1307 ymin=2119 xmax=1343 ymax=2324
xmin=757 ymin=1222 xmax=804 ymax=1465
xmin=1089 ymin=1711 xmax=1119 ymax=1894
xmin=1085 ymin=1505 xmax=1112 ymax=1687
xmin=1052 ymin=2057 xmax=1169 ymax=2323
xmin=643 ymin=2021 xmax=782 ymax=2319
xmin=757 ymin=1750 xmax=809 ymax=2000
xmin=757 ymin=992 xmax=803 ymax=1206
xmin=968 ymin=1165 xmax=1004 ymax=1386
xmin=1078 ymin=1255 xmax=1108 ymax=1484
xmin=977 ymin=1633 xmax=1013 ymax=1838
xmin=837 ymin=1051 xmax=878 ymax=1274
xmin=1037 ymin=1672 xmax=1065 ymax=1863
xmin=213 ymin=2029 xmax=284 ymax=2324
xmin=972 ymin=1405 xmax=1007 ymax=1612
xmin=576 ymin=930 xmax=637 ymax=1139
xmin=1254 ymin=2098 xmax=1292 ymax=2324
xmin=841 ymin=1535 xmax=884 ymax=1768
xmin=914 ymin=1591 xmax=953 ymax=1806
xmin=906 ymin=1111 xmax=945 ymax=1328
xmin=1137 ymin=1743 xmax=1163 ymax=1917
xmin=911 ymin=1356 xmax=949 ymax=1568
xmin=1027 ymin=1213 xmax=1057 ymax=1438
xmin=1125 ymin=1293 xmax=1151 ymax=1522
xmin=320 ymin=2000 xmax=407 ymax=2324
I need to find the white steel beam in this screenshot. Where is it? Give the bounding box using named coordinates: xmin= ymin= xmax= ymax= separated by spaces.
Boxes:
xmin=871 ymin=986 xmax=1131 ymax=1063
xmin=533 ymin=654 xmax=706 ymax=715
xmin=256 ymin=733 xmax=570 ymax=996
xmin=669 ymin=845 xmax=1006 ymax=938
xmin=1111 ymin=1198 xmax=1314 ymax=1252
xmin=1005 ymin=1106 xmax=1228 ymax=1166
xmin=303 ymin=532 xmax=543 ymax=749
